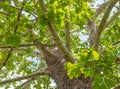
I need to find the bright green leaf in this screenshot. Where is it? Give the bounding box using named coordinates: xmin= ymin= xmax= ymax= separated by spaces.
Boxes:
xmin=92 ymin=51 xmax=99 ymax=60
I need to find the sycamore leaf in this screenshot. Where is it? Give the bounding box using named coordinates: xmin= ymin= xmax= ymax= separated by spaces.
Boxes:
xmin=5 ymin=34 xmax=21 ymax=46
xmin=92 ymin=51 xmax=99 ymax=60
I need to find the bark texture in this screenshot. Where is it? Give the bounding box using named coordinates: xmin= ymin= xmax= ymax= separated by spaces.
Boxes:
xmin=42 ymin=48 xmax=93 ymax=89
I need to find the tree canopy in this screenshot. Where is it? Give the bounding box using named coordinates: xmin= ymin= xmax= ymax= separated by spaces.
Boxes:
xmin=0 ymin=0 xmax=120 ymax=89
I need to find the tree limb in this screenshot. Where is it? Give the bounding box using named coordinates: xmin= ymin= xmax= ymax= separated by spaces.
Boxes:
xmin=15 ymin=78 xmax=34 ymax=89
xmin=93 ymin=0 xmax=119 ymax=51
xmin=0 ymin=0 xmax=7 ymax=2
xmin=0 ymin=48 xmax=13 ymax=71
xmin=95 ymin=0 xmax=111 ymax=17
xmin=0 ymin=0 xmax=27 ymax=71
xmin=113 ymin=83 xmax=120 ymax=89
xmin=0 ymin=70 xmax=50 ymax=85
xmin=38 ymin=0 xmax=74 ymax=63
xmin=65 ymin=16 xmax=71 ymax=51
xmin=14 ymin=0 xmax=27 ymax=33
xmin=0 ymin=43 xmax=55 ymax=49
xmin=104 ymin=9 xmax=120 ymax=29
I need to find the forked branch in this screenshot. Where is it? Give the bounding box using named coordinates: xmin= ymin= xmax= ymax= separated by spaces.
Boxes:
xmin=38 ymin=0 xmax=74 ymax=63
xmin=93 ymin=0 xmax=119 ymax=51
xmin=65 ymin=16 xmax=71 ymax=51
xmin=104 ymin=9 xmax=120 ymax=29
xmin=95 ymin=0 xmax=111 ymax=17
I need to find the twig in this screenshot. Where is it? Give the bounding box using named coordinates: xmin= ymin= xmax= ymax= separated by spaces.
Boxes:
xmin=0 ymin=70 xmax=50 ymax=85
xmin=15 ymin=78 xmax=34 ymax=89
xmin=0 ymin=11 xmax=10 ymax=16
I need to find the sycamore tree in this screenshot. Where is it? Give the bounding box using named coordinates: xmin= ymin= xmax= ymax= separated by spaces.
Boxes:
xmin=0 ymin=0 xmax=120 ymax=89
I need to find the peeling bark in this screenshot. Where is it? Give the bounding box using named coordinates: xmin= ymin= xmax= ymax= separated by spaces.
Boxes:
xmin=43 ymin=48 xmax=93 ymax=89
xmin=87 ymin=20 xmax=96 ymax=48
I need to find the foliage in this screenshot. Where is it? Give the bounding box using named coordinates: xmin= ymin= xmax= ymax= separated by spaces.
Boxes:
xmin=0 ymin=0 xmax=120 ymax=89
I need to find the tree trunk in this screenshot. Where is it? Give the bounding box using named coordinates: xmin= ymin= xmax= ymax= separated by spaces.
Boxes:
xmin=42 ymin=48 xmax=93 ymax=89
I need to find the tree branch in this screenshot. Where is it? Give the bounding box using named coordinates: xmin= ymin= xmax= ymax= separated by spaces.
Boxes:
xmin=14 ymin=0 xmax=27 ymax=33
xmin=38 ymin=0 xmax=74 ymax=63
xmin=0 ymin=11 xmax=10 ymax=16
xmin=15 ymin=78 xmax=34 ymax=89
xmin=95 ymin=0 xmax=111 ymax=17
xmin=0 ymin=43 xmax=55 ymax=49
xmin=65 ymin=16 xmax=71 ymax=51
xmin=93 ymin=0 xmax=119 ymax=51
xmin=0 ymin=70 xmax=50 ymax=85
xmin=0 ymin=0 xmax=7 ymax=2
xmin=104 ymin=9 xmax=120 ymax=29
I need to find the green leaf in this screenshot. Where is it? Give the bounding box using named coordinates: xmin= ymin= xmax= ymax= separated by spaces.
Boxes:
xmin=92 ymin=51 xmax=99 ymax=60
xmin=5 ymin=33 xmax=21 ymax=46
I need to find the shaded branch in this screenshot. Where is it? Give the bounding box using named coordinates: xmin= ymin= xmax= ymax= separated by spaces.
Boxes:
xmin=0 ymin=0 xmax=7 ymax=2
xmin=93 ymin=0 xmax=119 ymax=51
xmin=38 ymin=0 xmax=74 ymax=63
xmin=0 ymin=11 xmax=10 ymax=16
xmin=113 ymin=40 xmax=120 ymax=46
xmin=0 ymin=70 xmax=50 ymax=85
xmin=0 ymin=43 xmax=55 ymax=49
xmin=104 ymin=9 xmax=120 ymax=29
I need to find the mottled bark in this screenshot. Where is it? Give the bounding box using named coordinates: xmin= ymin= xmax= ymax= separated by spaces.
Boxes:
xmin=87 ymin=20 xmax=96 ymax=48
xmin=42 ymin=48 xmax=93 ymax=89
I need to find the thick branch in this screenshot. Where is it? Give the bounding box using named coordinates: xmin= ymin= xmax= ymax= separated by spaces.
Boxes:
xmin=104 ymin=9 xmax=120 ymax=29
xmin=65 ymin=16 xmax=71 ymax=51
xmin=95 ymin=0 xmax=111 ymax=17
xmin=113 ymin=83 xmax=120 ymax=89
xmin=38 ymin=0 xmax=74 ymax=63
xmin=94 ymin=0 xmax=119 ymax=51
xmin=0 ymin=70 xmax=50 ymax=85
xmin=15 ymin=78 xmax=34 ymax=89
xmin=0 ymin=43 xmax=55 ymax=49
